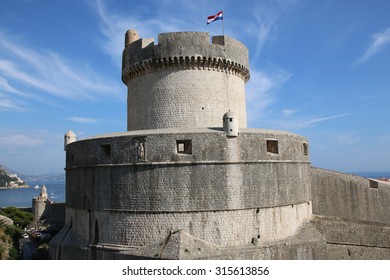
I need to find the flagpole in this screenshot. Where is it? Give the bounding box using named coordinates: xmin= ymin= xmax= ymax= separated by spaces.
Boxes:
xmin=222 ymin=10 xmax=225 ymax=36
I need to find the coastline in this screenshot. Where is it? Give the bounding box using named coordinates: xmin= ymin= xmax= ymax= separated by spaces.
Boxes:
xmin=0 ymin=185 xmax=29 ymax=190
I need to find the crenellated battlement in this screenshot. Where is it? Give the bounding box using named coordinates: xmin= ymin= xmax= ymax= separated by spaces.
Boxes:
xmin=122 ymin=32 xmax=250 ymax=84
xmin=122 ymin=55 xmax=249 ymax=84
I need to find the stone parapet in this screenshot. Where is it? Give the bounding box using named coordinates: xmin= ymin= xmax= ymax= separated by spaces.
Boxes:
xmin=122 ymin=32 xmax=250 ymax=84
xmin=65 ymin=129 xmax=310 ymax=212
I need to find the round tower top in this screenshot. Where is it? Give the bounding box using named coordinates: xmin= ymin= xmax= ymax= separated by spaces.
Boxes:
xmin=40 ymin=185 xmax=48 ymax=199
xmin=122 ymin=31 xmax=250 ymax=84
xmin=223 ymin=111 xmax=238 ymax=120
xmin=64 ymin=129 xmax=77 ymax=150
xmin=125 ymin=29 xmax=139 ymax=46
xmin=65 ymin=129 xmax=76 ymax=138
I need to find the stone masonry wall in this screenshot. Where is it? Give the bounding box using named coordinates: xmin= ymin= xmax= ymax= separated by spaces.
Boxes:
xmin=65 ymin=129 xmax=310 ymax=212
xmin=62 ymin=128 xmax=311 ymax=250
xmin=66 ymin=201 xmax=311 ymax=247
xmin=127 ymin=69 xmax=247 ymax=130
xmin=311 ymin=167 xmax=390 ymax=224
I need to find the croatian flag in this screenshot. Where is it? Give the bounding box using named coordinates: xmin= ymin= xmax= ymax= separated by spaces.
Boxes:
xmin=207 ymin=11 xmax=223 ymax=24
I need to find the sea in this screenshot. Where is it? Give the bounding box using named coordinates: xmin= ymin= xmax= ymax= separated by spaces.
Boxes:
xmin=0 ymin=179 xmax=65 ymax=208
xmin=0 ymin=171 xmax=389 ymax=208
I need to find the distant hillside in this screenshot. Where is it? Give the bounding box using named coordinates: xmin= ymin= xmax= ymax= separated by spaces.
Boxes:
xmin=22 ymin=172 xmax=65 ymax=181
xmin=0 ymin=165 xmax=28 ymax=188
xmin=0 ymin=164 xmax=64 ymax=182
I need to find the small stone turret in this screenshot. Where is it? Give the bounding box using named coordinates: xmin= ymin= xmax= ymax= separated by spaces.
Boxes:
xmin=125 ymin=29 xmax=139 ymax=46
xmin=223 ymin=111 xmax=239 ymax=137
xmin=64 ymin=130 xmax=76 ymax=150
xmin=40 ymin=185 xmax=48 ymax=199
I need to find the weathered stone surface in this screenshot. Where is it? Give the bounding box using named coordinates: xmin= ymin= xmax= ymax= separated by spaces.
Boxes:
xmin=50 ymin=31 xmax=390 ymax=260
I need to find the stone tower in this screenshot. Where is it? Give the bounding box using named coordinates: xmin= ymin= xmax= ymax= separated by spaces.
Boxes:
xmin=122 ymin=31 xmax=250 ymax=130
xmin=32 ymin=185 xmax=48 ymax=222
xmin=50 ymin=29 xmax=390 ymax=260
xmin=50 ymin=30 xmax=321 ymax=260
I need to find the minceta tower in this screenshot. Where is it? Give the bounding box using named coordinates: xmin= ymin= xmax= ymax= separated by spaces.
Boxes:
xmin=51 ymin=30 xmax=319 ymax=260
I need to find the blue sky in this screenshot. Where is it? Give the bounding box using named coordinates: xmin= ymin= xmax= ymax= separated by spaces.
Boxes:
xmin=0 ymin=0 xmax=389 ymax=175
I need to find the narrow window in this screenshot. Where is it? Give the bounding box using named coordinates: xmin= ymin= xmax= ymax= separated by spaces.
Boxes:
xmin=100 ymin=144 xmax=111 ymax=157
xmin=176 ymin=140 xmax=192 ymax=154
xmin=94 ymin=220 xmax=99 ymax=244
xmin=303 ymin=143 xmax=308 ymax=156
xmin=369 ymin=180 xmax=379 ymax=189
xmin=266 ymin=140 xmax=279 ymax=154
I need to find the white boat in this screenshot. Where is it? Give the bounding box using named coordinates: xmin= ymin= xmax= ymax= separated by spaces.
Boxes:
xmin=34 ymin=185 xmax=39 ymax=189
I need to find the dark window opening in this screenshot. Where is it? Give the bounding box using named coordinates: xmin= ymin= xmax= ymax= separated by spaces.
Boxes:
xmin=94 ymin=220 xmax=99 ymax=244
xmin=177 ymin=140 xmax=192 ymax=154
xmin=369 ymin=180 xmax=379 ymax=189
xmin=266 ymin=140 xmax=279 ymax=154
xmin=100 ymin=144 xmax=111 ymax=157
xmin=303 ymin=143 xmax=308 ymax=156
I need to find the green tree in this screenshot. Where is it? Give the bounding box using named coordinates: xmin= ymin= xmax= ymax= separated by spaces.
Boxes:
xmin=4 ymin=225 xmax=22 ymax=259
xmin=0 ymin=207 xmax=33 ymax=229
xmin=0 ymin=208 xmax=33 ymax=259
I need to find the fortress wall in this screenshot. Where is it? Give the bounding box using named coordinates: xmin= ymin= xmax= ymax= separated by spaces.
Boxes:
xmin=127 ymin=70 xmax=246 ymax=130
xmin=66 ymin=201 xmax=311 ymax=247
xmin=44 ymin=203 xmax=65 ymax=227
xmin=67 ymin=129 xmax=309 ymax=168
xmin=66 ymin=162 xmax=310 ymax=211
xmin=311 ymin=167 xmax=390 ymax=224
xmin=62 ymin=129 xmax=311 ymax=252
xmin=311 ymin=216 xmax=390 ymax=260
xmin=65 ymin=130 xmax=310 ymax=211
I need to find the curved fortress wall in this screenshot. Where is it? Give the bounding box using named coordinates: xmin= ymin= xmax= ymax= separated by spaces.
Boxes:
xmin=50 ymin=31 xmax=322 ymax=260
xmin=62 ymin=129 xmax=311 ymax=251
xmin=122 ymin=32 xmax=250 ymax=131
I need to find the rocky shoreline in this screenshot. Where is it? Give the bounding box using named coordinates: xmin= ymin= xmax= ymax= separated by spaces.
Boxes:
xmin=0 ymin=185 xmax=29 ymax=190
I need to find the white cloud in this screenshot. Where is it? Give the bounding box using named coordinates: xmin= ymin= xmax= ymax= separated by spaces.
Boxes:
xmin=0 ymin=130 xmax=65 ymax=174
xmin=91 ymin=0 xmax=192 ymax=66
xmin=282 ymin=109 xmax=298 ymax=117
xmin=336 ymin=133 xmax=362 ymax=145
xmin=355 ymin=27 xmax=390 ymax=64
xmin=246 ymin=67 xmax=292 ymax=126
xmin=0 ymin=30 xmax=123 ymax=104
xmin=0 ymin=133 xmax=43 ymax=147
xmin=0 ymin=94 xmax=27 ymax=112
xmin=273 ymin=113 xmax=351 ymax=131
xmin=247 ymin=0 xmax=300 ymax=59
xmin=67 ymin=117 xmax=99 ymax=124
xmin=0 ymin=59 xmax=60 ymax=96
xmin=0 ymin=76 xmax=22 ymax=95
